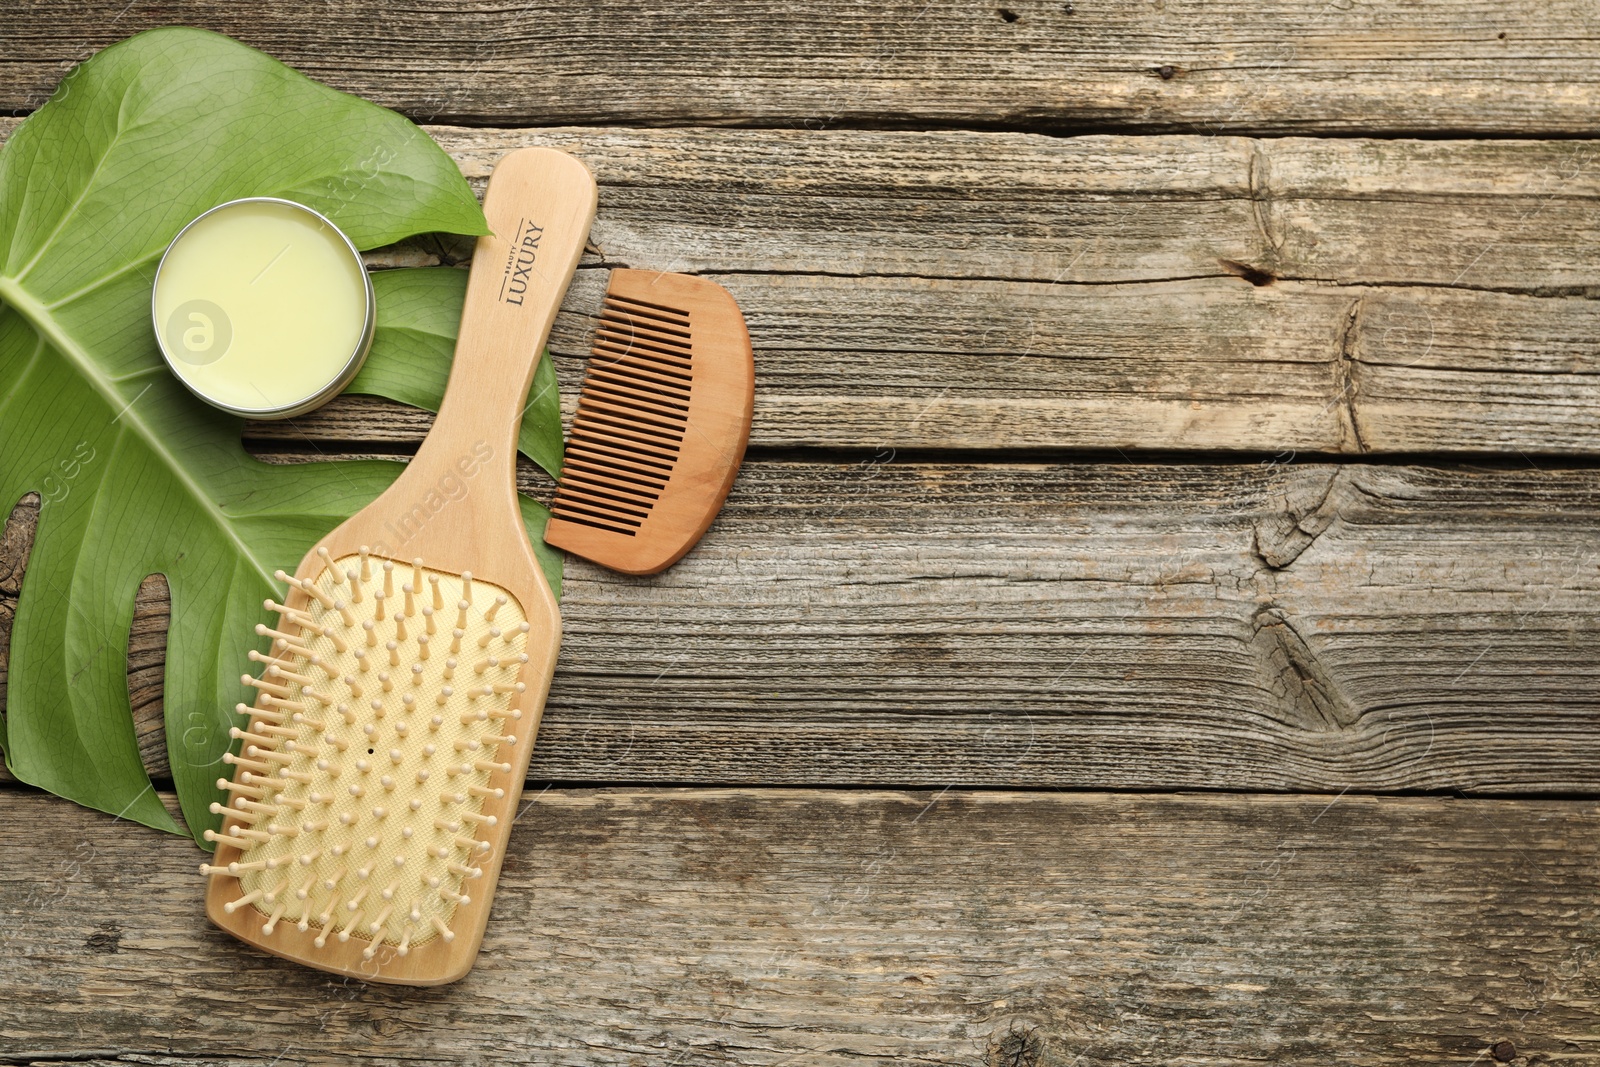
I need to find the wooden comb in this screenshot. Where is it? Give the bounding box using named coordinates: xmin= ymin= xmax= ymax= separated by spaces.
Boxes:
xmin=543 ymin=270 xmax=754 ymax=574
xmin=201 ymin=147 xmax=597 ymax=985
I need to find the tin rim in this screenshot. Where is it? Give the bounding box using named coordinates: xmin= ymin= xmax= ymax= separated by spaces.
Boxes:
xmin=151 ymin=197 xmax=376 ymax=421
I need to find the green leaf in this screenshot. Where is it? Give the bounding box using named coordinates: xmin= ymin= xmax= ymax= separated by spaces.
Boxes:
xmin=0 ymin=28 xmax=560 ymax=846
xmin=351 ymin=268 xmax=565 ymax=482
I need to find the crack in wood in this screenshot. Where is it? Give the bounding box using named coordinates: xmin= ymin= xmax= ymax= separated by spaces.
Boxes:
xmin=1251 ymin=468 xmax=1353 ymax=570
xmin=1335 ymin=297 xmax=1370 ymax=454
xmin=1248 ymin=140 xmax=1284 ymax=262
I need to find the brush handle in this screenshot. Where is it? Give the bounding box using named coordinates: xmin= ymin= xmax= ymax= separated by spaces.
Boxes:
xmin=404 ymin=148 xmax=597 ymax=526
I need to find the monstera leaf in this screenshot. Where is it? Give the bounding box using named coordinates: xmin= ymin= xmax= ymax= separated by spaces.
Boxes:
xmin=0 ymin=28 xmax=564 ymax=846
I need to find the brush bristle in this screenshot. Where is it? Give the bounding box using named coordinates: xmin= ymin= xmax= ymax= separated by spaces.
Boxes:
xmin=201 ymin=552 xmax=530 ymax=955
xmin=551 ymin=292 xmax=693 ymax=536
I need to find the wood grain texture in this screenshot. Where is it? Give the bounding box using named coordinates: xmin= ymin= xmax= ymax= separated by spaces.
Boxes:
xmin=2 ymin=119 xmax=1597 ymax=455
xmin=10 ymin=457 xmax=1599 ymax=795
xmin=337 ymin=127 xmax=1600 ymax=455
xmin=4 ymin=2 xmax=1600 ymax=135
xmin=0 ymin=783 xmax=1595 ymax=1066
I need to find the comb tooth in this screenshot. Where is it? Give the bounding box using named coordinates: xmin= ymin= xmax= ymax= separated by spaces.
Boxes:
xmin=575 ymin=407 xmax=686 ymax=445
xmin=566 ymin=427 xmax=679 ymax=465
xmin=572 ymin=399 xmax=685 ymax=438
xmin=592 ymin=333 xmax=694 ymax=370
xmin=586 ymin=377 xmax=691 ymax=417
xmin=561 ymin=456 xmax=670 ymax=494
xmin=598 ymin=307 xmax=692 ymax=340
xmin=552 ymin=468 xmax=658 ymax=516
xmin=588 ymin=346 xmax=693 ymax=388
xmin=567 ymin=423 xmax=681 ymax=466
xmin=556 ymin=460 xmax=668 ymax=501
xmin=583 ymin=376 xmax=690 ymax=416
xmin=556 ymin=469 xmax=660 ymax=504
xmin=593 ymin=337 xmax=693 ymax=372
xmin=553 ymin=485 xmax=653 ymax=521
xmin=604 ymin=288 xmax=692 ymax=317
xmin=595 ymin=330 xmax=689 ymax=362
xmin=576 ymin=395 xmax=689 ymax=438
xmin=594 ymin=311 xmax=693 ymax=346
xmin=602 ymin=291 xmax=691 ymax=322
xmin=589 ymin=340 xmax=692 ymax=376
xmin=548 ymin=507 xmax=643 ymax=535
xmin=601 ymin=293 xmax=690 ymax=321
xmin=550 ymin=495 xmax=649 ymax=531
xmin=597 ymin=305 xmax=692 ymax=341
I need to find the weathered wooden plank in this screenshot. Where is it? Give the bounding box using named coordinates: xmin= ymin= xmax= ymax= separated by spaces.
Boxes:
xmin=4 ymin=118 xmax=1598 ymax=454
xmin=276 ymin=271 xmax=1600 ymax=455
xmin=9 ymin=459 xmax=1599 ymax=795
xmin=5 ymin=2 xmax=1600 ymax=135
xmin=0 ymin=784 xmax=1593 ymax=1066
xmin=290 ymin=127 xmax=1600 ymax=455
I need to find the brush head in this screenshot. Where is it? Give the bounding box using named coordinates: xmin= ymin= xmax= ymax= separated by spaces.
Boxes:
xmin=203 ymin=550 xmax=539 ymax=978
xmin=544 ymin=269 xmax=754 ymax=575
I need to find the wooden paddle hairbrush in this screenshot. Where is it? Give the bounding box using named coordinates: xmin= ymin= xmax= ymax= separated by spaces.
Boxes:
xmin=543 ymin=269 xmax=753 ymax=574
xmin=201 ymin=147 xmax=597 ymax=985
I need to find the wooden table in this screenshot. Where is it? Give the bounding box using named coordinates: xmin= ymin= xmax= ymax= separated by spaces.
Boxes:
xmin=3 ymin=4 xmax=1598 ymax=1064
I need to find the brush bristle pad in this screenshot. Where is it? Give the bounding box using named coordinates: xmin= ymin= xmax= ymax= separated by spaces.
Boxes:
xmin=201 ymin=552 xmax=531 ymax=957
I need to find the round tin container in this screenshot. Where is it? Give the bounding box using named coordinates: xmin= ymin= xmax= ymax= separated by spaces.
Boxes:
xmin=151 ymin=197 xmax=375 ymax=420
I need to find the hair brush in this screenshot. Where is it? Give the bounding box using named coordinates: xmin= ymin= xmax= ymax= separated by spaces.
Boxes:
xmin=201 ymin=147 xmax=597 ymax=985
xmin=543 ymin=269 xmax=753 ymax=575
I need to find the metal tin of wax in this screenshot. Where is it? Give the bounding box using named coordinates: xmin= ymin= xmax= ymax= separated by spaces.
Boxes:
xmin=151 ymin=197 xmax=375 ymax=420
